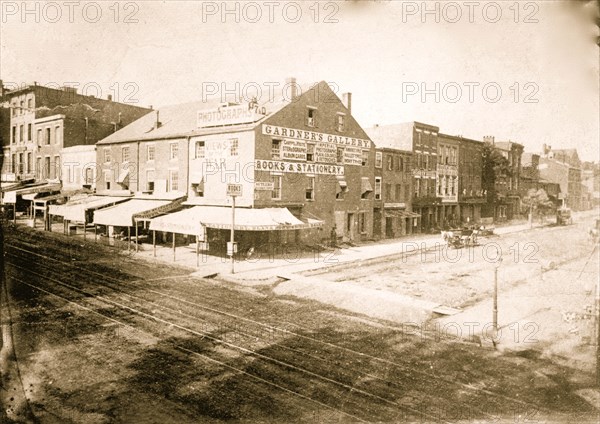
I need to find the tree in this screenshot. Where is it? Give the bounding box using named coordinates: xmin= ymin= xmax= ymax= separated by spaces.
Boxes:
xmin=521 ymin=188 xmax=555 ymax=226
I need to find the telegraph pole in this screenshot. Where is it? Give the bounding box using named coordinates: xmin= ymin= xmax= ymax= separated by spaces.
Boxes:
xmin=230 ymin=194 xmax=236 ymax=274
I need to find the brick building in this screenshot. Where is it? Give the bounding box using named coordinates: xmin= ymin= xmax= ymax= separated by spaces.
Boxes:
xmin=367 ymin=121 xmax=444 ymax=233
xmin=372 ymin=147 xmax=416 ymax=239
xmin=0 ymin=83 xmax=151 ymax=184
xmin=539 ymin=157 xmax=582 ymax=210
xmin=95 ymin=80 xmax=375 ymax=252
xmin=490 ymin=139 xmax=524 ymax=220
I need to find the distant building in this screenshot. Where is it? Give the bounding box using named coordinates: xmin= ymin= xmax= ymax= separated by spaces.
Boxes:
xmin=372 ymin=147 xmax=415 ymax=239
xmin=60 ymin=145 xmax=97 ymax=191
xmin=539 ymin=157 xmax=582 ymax=210
xmin=0 ymin=83 xmax=151 ymax=184
xmin=366 ymin=121 xmax=441 ymax=233
xmin=490 ymin=139 xmax=524 ymax=220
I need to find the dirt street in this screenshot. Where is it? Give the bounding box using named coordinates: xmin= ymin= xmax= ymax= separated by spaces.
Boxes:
xmin=1 ymin=220 xmax=599 ymax=423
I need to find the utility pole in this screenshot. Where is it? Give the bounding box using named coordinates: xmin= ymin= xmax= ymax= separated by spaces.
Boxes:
xmin=493 ymin=258 xmax=503 ymax=343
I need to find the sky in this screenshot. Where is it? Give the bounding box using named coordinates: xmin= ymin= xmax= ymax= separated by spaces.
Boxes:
xmin=1 ymin=0 xmax=598 ymax=160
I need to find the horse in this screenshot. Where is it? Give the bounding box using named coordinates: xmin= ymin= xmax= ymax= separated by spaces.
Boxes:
xmin=588 ymin=228 xmax=599 ymax=244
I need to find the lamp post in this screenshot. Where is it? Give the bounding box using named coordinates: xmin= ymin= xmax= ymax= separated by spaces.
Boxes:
xmin=226 ymin=183 xmax=242 ymax=274
xmin=493 ymin=257 xmax=503 ymax=338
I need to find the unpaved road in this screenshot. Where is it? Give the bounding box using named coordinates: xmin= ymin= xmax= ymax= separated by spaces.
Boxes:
xmin=1 ymin=222 xmax=599 ymax=423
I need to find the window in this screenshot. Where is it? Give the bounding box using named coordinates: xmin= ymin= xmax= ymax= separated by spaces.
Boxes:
xmin=146 ymin=170 xmax=155 ymax=192
xmin=147 ymin=145 xmax=155 ymax=161
xmin=27 ymin=98 xmax=32 ymax=109
xmin=168 ymin=170 xmax=179 ymax=191
xmin=361 ymin=150 xmax=369 ymax=166
xmin=306 ymin=143 xmax=315 ymax=162
xmin=195 ymin=141 xmax=205 ymax=159
xmin=122 ymin=146 xmax=130 ymax=162
xmin=305 ymin=176 xmax=315 ymax=201
xmin=229 ymin=138 xmax=238 ymax=156
xmin=375 ymin=151 xmax=382 ymax=168
xmin=170 ymin=143 xmax=178 ymax=160
xmin=37 ymin=129 xmax=42 ymax=146
xmin=55 ymin=126 xmax=61 ymax=145
xmin=20 ymin=101 xmax=24 ymax=114
xmin=414 ymin=178 xmax=420 ymax=197
xmin=46 ymin=127 xmax=51 ymax=145
xmin=307 ymin=107 xmax=317 ymax=127
xmin=385 ymin=183 xmax=392 ymax=200
xmin=336 ymin=113 xmax=345 ymax=131
xmin=387 ymin=155 xmax=393 ymax=171
xmin=104 ymin=170 xmax=111 ymax=190
xmin=424 ymin=155 xmax=429 ymax=170
xmin=85 ymin=167 xmax=94 ymax=185
xmin=27 ymin=124 xmax=32 ymax=141
xmin=11 ymin=126 xmax=16 ymax=144
xmin=36 ymin=157 xmax=41 ymax=178
xmin=19 ymin=125 xmax=23 ymax=143
xmin=18 ymin=153 xmax=23 ymax=173
xmin=44 ymin=157 xmax=51 ymax=180
xmin=26 ymin=153 xmax=32 ymax=174
xmin=374 ymin=177 xmax=382 ymax=200
xmin=358 ymin=212 xmax=366 ymax=234
xmin=54 ymin=156 xmax=60 ymax=179
xmin=11 ymin=154 xmax=16 ymax=173
xmin=271 ymin=139 xmax=281 ymax=159
xmin=395 ymin=184 xmax=402 ymax=201
xmin=271 ymin=174 xmax=282 ymax=200
xmin=104 ymin=149 xmax=111 ymax=163
xmin=336 ymin=147 xmax=344 ymax=164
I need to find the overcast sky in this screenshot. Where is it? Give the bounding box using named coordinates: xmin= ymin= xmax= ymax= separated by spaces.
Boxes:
xmin=1 ymin=0 xmax=598 ymax=160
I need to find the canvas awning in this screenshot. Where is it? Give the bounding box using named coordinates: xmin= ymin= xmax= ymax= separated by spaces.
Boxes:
xmin=50 ymin=196 xmax=130 ymax=223
xmin=361 ymin=177 xmax=373 ymax=194
xmin=385 ymin=210 xmax=421 ymax=218
xmin=117 ymin=167 xmax=130 ymax=183
xmin=150 ymin=206 xmax=322 ymax=233
xmin=93 ymin=199 xmax=171 ymax=227
xmin=15 ymin=183 xmax=61 ymax=196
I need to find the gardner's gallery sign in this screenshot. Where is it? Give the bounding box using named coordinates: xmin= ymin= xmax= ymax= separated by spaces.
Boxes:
xmin=198 ymin=105 xmax=266 ymax=128
xmin=262 ymin=124 xmax=371 ymax=148
xmin=255 ymin=160 xmax=344 ymax=176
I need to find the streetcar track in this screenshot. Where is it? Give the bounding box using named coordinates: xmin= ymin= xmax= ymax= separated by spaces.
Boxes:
xmin=6 ymin=268 xmax=441 ymax=423
xmin=5 ymin=241 xmax=556 ymax=415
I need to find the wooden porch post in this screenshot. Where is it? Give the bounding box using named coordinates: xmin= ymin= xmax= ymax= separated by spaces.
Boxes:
xmin=196 ymin=235 xmax=200 ymax=267
xmin=172 ymin=232 xmax=176 ymax=262
xmin=153 ymin=230 xmax=156 ymax=257
xmin=127 ymin=226 xmax=131 ymax=251
xmin=94 ymin=224 xmax=97 ymax=242
xmin=135 ymin=220 xmax=139 ymax=252
xmin=83 ymin=217 xmax=87 ymax=241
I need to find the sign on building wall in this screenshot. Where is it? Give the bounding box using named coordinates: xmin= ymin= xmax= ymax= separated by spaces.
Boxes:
xmin=197 ymin=105 xmax=266 ymax=128
xmin=263 ymin=124 xmax=371 ymax=148
xmin=343 ymin=146 xmax=363 ymax=166
xmin=255 ymin=181 xmax=275 ymax=191
xmin=255 ymin=160 xmax=344 ymax=176
xmin=314 ymin=142 xmax=337 ymax=163
xmin=281 ymin=139 xmax=307 ymax=161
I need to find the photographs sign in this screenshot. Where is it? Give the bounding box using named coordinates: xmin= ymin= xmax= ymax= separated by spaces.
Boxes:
xmin=281 ymin=139 xmax=307 ymax=160
xmin=343 ymin=146 xmax=363 ymax=166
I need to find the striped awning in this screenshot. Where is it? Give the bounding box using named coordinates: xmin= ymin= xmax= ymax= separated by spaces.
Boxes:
xmin=150 ymin=206 xmax=322 ymax=233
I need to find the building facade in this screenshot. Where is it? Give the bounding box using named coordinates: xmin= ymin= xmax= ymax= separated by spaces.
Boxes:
xmin=1 ymin=84 xmax=151 ymax=185
xmin=96 ymin=80 xmax=375 ymax=248
xmin=491 ymin=140 xmax=524 ymax=220
xmin=539 ymin=157 xmax=582 ymax=210
xmin=372 ymin=147 xmax=415 ymax=239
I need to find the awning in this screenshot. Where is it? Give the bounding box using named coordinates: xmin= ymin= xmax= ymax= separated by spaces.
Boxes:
xmin=150 ymin=206 xmax=322 ymax=233
xmin=385 ymin=210 xmax=421 ymax=218
xmin=15 ymin=183 xmax=62 ymax=196
xmin=361 ymin=177 xmax=373 ymax=193
xmin=50 ymin=196 xmax=130 ymax=223
xmin=0 ymin=182 xmax=23 ymax=192
xmin=117 ymin=167 xmax=130 ymax=184
xmin=134 ymin=197 xmax=186 ymax=221
xmin=149 ymin=207 xmax=206 ymax=236
xmin=93 ymin=199 xmax=171 ymax=227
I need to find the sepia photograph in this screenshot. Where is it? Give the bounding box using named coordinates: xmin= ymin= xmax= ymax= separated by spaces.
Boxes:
xmin=0 ymin=0 xmax=599 ymax=422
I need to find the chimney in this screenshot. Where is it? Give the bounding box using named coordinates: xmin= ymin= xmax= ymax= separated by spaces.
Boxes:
xmin=118 ymin=112 xmax=122 ymax=125
xmin=285 ymin=77 xmax=297 ymax=101
xmin=154 ymin=110 xmax=161 ymax=129
xmin=483 ymin=135 xmax=495 ymax=144
xmin=342 ymin=92 xmax=352 ymax=114
xmin=107 ymin=94 xmax=113 ymax=101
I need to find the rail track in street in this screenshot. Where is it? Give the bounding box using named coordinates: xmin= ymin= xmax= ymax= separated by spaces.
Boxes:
xmin=3 ymin=234 xmax=575 ymax=423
